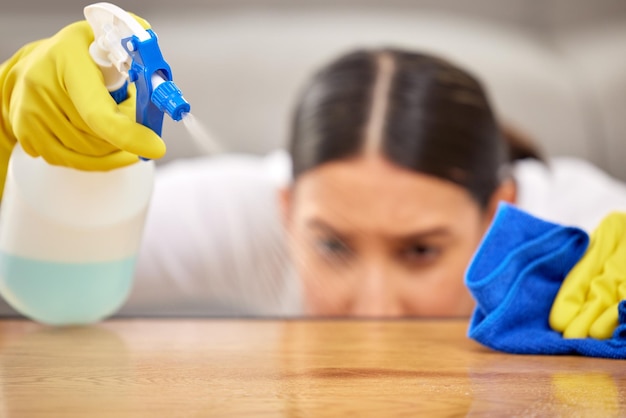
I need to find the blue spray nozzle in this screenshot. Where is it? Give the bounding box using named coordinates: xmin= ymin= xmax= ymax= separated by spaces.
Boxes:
xmin=122 ymin=29 xmax=190 ymax=137
xmin=152 ymin=80 xmax=191 ymax=122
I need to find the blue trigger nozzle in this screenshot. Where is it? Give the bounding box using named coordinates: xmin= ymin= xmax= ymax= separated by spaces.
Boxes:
xmin=122 ymin=29 xmax=190 ymax=138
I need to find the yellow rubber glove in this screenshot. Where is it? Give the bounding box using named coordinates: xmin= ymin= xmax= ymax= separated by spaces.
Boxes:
xmin=549 ymin=212 xmax=626 ymax=339
xmin=0 ymin=16 xmax=165 ymax=200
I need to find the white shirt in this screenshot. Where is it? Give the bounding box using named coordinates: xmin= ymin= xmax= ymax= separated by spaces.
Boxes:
xmin=512 ymin=157 xmax=626 ymax=231
xmin=126 ymin=151 xmax=299 ymax=318
xmin=2 ymin=152 xmax=626 ymax=317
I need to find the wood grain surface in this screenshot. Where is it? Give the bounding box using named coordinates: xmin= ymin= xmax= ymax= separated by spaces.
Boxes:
xmin=0 ymin=319 xmax=624 ymax=417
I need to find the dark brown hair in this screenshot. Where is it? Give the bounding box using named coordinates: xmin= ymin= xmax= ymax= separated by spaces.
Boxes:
xmin=289 ymin=48 xmax=540 ymax=208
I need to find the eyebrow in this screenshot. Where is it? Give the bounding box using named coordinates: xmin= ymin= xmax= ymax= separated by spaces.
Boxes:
xmin=306 ymin=219 xmax=452 ymax=241
xmin=393 ymin=228 xmax=452 ymax=242
xmin=307 ymin=219 xmax=349 ymax=237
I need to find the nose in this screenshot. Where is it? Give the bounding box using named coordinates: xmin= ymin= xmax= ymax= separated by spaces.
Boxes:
xmin=350 ymin=262 xmax=404 ymax=318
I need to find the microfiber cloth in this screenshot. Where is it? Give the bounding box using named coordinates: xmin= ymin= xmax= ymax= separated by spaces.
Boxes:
xmin=465 ymin=202 xmax=626 ymax=359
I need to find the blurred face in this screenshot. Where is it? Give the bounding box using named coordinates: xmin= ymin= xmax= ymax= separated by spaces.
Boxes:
xmin=281 ymin=155 xmax=496 ymax=318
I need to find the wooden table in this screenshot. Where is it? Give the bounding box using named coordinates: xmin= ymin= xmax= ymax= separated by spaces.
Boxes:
xmin=0 ymin=319 xmax=624 ymax=417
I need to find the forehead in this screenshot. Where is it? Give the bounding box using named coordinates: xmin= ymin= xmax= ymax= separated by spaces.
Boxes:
xmin=292 ymin=155 xmax=480 ymax=233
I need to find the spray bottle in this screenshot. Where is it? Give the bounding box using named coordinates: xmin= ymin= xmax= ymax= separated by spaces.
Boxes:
xmin=0 ymin=2 xmax=190 ymax=325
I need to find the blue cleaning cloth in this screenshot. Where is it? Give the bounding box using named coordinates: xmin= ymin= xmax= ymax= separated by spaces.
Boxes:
xmin=465 ymin=202 xmax=626 ymax=359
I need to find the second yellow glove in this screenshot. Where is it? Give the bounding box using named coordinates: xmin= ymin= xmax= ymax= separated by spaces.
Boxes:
xmin=549 ymin=212 xmax=626 ymax=339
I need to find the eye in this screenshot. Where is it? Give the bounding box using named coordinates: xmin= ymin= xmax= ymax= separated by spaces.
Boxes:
xmin=315 ymin=237 xmax=352 ymax=261
xmin=401 ymin=244 xmax=440 ymax=265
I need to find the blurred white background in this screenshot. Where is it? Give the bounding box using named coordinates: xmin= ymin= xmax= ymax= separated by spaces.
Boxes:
xmin=1 ymin=0 xmax=625 ymax=180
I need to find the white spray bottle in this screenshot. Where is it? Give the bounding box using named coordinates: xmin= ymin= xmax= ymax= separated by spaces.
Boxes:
xmin=0 ymin=2 xmax=190 ymax=325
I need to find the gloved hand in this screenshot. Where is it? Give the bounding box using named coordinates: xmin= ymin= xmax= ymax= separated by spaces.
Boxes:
xmin=549 ymin=212 xmax=626 ymax=339
xmin=0 ymin=15 xmax=165 ymax=199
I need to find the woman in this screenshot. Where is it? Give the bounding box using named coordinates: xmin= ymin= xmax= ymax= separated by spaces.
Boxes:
xmin=128 ymin=49 xmax=518 ymax=318
xmin=0 ymin=20 xmax=625 ymax=318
